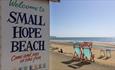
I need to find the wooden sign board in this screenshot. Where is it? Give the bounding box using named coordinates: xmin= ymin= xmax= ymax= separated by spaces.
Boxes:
xmin=1 ymin=0 xmax=49 ymax=70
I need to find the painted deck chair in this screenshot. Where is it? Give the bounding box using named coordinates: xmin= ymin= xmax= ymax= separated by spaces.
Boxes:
xmin=80 ymin=42 xmax=94 ymax=62
xmin=82 ymin=48 xmax=91 ymax=60
xmin=72 ymin=43 xmax=82 ymax=60
xmin=72 ymin=47 xmax=82 ymax=61
xmin=75 ymin=47 xmax=81 ymax=57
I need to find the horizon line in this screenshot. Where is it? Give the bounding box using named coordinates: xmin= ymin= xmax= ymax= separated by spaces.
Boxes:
xmin=50 ymin=36 xmax=115 ymax=38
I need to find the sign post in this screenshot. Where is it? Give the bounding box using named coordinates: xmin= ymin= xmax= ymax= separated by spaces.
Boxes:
xmin=1 ymin=0 xmax=49 ymax=70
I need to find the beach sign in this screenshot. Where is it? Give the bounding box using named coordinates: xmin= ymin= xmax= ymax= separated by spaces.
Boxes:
xmin=1 ymin=0 xmax=49 ymax=70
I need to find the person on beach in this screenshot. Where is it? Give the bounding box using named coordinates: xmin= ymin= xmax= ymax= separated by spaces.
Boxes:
xmin=60 ymin=48 xmax=63 ymax=53
xmin=58 ymin=48 xmax=63 ymax=53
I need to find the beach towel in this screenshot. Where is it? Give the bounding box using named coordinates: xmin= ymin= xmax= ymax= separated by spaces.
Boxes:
xmin=83 ymin=48 xmax=91 ymax=60
xmin=75 ymin=47 xmax=81 ymax=57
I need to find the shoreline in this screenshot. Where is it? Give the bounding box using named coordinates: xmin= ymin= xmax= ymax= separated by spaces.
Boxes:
xmin=50 ymin=41 xmax=115 ymax=48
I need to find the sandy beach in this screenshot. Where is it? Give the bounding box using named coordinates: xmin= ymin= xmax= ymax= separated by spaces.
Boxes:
xmin=50 ymin=41 xmax=115 ymax=67
xmin=49 ymin=51 xmax=115 ymax=70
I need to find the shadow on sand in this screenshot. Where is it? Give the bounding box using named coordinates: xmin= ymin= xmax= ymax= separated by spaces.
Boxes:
xmin=62 ymin=60 xmax=75 ymax=64
xmin=62 ymin=60 xmax=91 ymax=69
xmin=98 ymin=56 xmax=111 ymax=60
xmin=103 ymin=57 xmax=111 ymax=60
xmin=97 ymin=55 xmax=105 ymax=59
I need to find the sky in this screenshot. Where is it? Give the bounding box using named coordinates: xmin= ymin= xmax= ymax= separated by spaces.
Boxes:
xmin=50 ymin=0 xmax=115 ymax=37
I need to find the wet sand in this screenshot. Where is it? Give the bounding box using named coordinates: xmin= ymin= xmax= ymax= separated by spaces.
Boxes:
xmin=49 ymin=51 xmax=115 ymax=70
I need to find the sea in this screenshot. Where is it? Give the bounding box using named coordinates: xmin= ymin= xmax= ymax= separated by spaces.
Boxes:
xmin=50 ymin=37 xmax=115 ymax=50
xmin=50 ymin=37 xmax=115 ymax=42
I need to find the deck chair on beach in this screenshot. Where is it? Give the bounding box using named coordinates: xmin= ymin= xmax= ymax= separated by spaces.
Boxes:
xmin=72 ymin=42 xmax=81 ymax=61
xmin=98 ymin=49 xmax=105 ymax=59
xmin=75 ymin=47 xmax=81 ymax=57
xmin=72 ymin=47 xmax=81 ymax=61
xmin=80 ymin=42 xmax=94 ymax=63
xmin=82 ymin=48 xmax=92 ymax=61
xmin=103 ymin=49 xmax=111 ymax=60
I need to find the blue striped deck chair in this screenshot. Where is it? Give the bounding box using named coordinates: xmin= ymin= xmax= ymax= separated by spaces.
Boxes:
xmin=83 ymin=48 xmax=91 ymax=60
xmin=75 ymin=47 xmax=81 ymax=58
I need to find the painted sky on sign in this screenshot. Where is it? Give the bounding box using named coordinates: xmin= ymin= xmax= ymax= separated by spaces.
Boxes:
xmin=50 ymin=0 xmax=115 ymax=37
